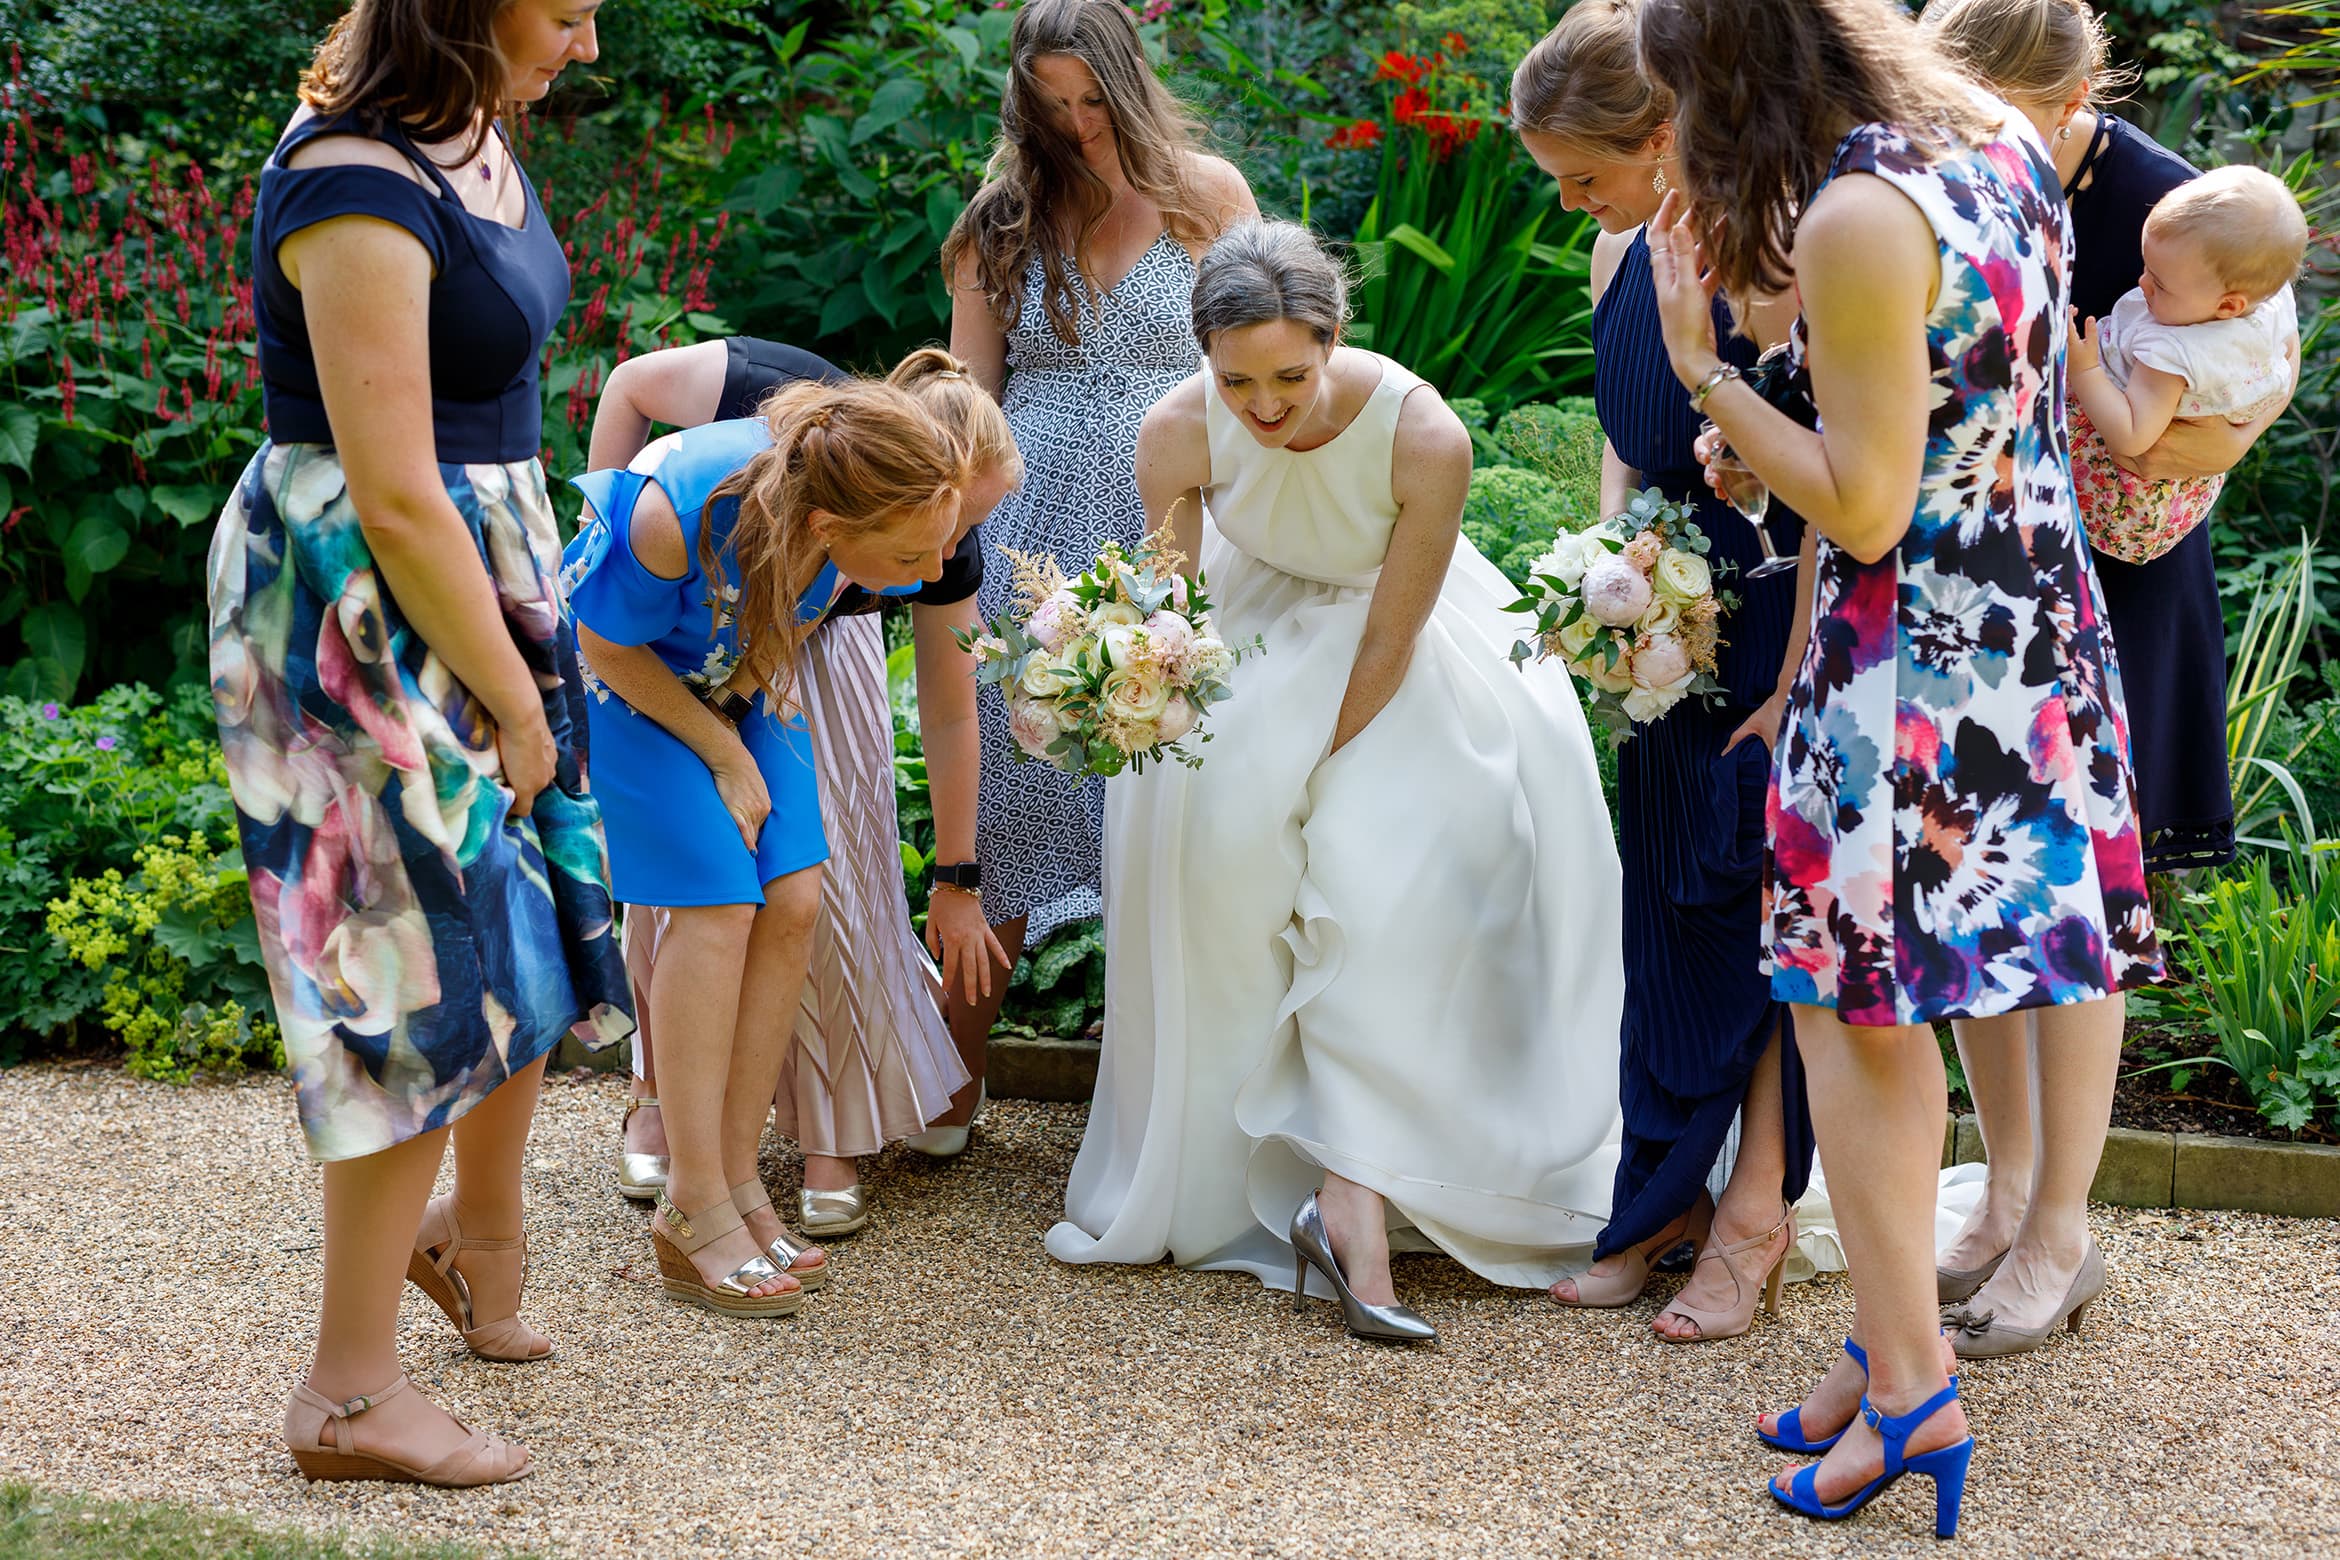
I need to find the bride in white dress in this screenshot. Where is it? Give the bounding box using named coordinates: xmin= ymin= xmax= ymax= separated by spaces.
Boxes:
xmin=1043 ymin=221 xmax=1625 ymax=1340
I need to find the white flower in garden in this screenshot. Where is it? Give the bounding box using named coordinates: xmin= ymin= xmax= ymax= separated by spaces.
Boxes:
xmin=1534 ymin=531 xmax=1596 ymax=588
xmin=1638 ymin=597 xmax=1682 ymax=638
xmin=1622 ymin=683 xmax=1681 ymax=723
xmin=1092 ymin=600 xmax=1144 ymax=629
xmin=1016 ymin=651 xmax=1071 ymax=700
xmin=1652 ymin=548 xmax=1713 ymax=607
xmin=1583 ymin=556 xmax=1654 ymax=627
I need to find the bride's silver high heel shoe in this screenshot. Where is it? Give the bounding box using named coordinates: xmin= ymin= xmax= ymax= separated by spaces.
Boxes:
xmin=1289 ymin=1192 xmax=1437 ymax=1344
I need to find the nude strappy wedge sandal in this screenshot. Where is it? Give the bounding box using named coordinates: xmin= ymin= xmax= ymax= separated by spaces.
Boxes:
xmin=730 ymin=1178 xmax=830 ymax=1292
xmin=407 ymin=1195 xmax=552 ymax=1362
xmin=651 ymin=1193 xmax=803 ymax=1318
xmin=283 ymin=1375 xmax=531 ymax=1487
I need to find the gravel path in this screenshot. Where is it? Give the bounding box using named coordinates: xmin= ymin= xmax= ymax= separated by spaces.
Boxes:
xmin=3 ymin=1062 xmax=2336 ymax=1558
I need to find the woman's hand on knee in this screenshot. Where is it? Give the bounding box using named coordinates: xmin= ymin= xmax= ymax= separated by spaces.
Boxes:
xmin=708 ymin=738 xmax=770 ymax=852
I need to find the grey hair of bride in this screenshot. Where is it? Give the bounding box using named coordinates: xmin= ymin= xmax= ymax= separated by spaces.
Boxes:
xmin=1189 ymin=219 xmax=1350 ymax=350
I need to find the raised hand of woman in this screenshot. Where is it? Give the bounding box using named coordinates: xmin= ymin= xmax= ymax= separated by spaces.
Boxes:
xmin=1647 ymin=190 xmax=1723 ymax=388
xmin=708 ymin=737 xmax=771 ymax=853
xmin=496 ymin=707 xmax=558 ymax=818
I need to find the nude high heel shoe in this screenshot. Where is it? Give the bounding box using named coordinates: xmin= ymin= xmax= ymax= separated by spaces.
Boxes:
xmin=406 ymin=1195 xmax=551 ymax=1362
xmin=1549 ymin=1198 xmax=1712 ymax=1309
xmin=1653 ymin=1207 xmax=1793 ymax=1344
xmin=1947 ymin=1240 xmax=2104 ymax=1359
xmin=283 ymin=1376 xmax=531 ymax=1487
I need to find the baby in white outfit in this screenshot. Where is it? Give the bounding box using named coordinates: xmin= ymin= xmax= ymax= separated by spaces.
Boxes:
xmin=2067 ymin=164 xmax=2305 ymax=564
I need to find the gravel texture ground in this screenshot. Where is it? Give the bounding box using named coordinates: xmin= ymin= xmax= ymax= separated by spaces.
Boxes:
xmin=3 ymin=1061 xmax=2337 ymax=1559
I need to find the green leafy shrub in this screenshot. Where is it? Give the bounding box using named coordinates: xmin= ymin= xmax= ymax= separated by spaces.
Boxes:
xmin=0 ymin=682 xmax=264 ymax=1068
xmin=1462 ymin=464 xmax=1592 ymax=586
xmin=2149 ymin=851 xmax=2340 ymax=1134
xmin=46 ymin=830 xmax=278 ymax=1081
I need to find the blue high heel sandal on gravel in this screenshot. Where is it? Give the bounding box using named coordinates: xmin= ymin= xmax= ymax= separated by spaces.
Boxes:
xmin=1759 ymin=1337 xmax=1867 ymax=1454
xmin=1768 ymin=1378 xmax=1974 ymax=1540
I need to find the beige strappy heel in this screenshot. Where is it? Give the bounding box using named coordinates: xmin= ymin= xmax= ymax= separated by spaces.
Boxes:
xmin=283 ymin=1375 xmax=531 ymax=1487
xmin=407 ymin=1195 xmax=551 ymax=1362
xmin=1550 ymin=1197 xmax=1713 ymax=1308
xmin=729 ymin=1179 xmax=830 ymax=1292
xmin=651 ymin=1193 xmax=803 ymax=1318
xmin=1653 ymin=1207 xmax=1794 ymax=1344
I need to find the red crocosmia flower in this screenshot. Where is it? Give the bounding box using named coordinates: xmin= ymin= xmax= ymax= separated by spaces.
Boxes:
xmin=1323 ymin=119 xmax=1383 ymax=151
xmin=1374 ymin=50 xmax=1429 ymax=85
xmin=1391 ymin=88 xmax=1429 ymax=125
xmin=1444 ymin=31 xmax=1467 ymax=53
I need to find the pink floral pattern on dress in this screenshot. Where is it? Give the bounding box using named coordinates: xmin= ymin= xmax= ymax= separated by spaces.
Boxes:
xmin=2068 ymin=401 xmax=2224 ymax=565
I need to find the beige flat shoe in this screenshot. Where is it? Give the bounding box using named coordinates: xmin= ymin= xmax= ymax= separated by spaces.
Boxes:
xmin=407 ymin=1195 xmax=551 ymax=1362
xmin=651 ymin=1194 xmax=802 ymax=1318
xmin=799 ymin=1183 xmax=869 ymax=1237
xmin=284 ymin=1375 xmax=531 ymax=1487
xmin=730 ymin=1178 xmax=830 ymax=1291
xmin=616 ymin=1094 xmax=668 ymax=1203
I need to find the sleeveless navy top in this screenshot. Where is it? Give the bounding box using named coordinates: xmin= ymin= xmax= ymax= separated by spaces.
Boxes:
xmin=252 ymin=113 xmax=569 ymax=464
xmin=2066 ymin=115 xmax=2195 ymax=324
xmin=1590 ymin=228 xmax=1793 ymax=708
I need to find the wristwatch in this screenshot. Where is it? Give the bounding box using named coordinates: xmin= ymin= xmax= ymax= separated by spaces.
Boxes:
xmin=931 ymin=861 xmax=981 ymax=893
xmin=704 ymin=686 xmax=754 ymax=726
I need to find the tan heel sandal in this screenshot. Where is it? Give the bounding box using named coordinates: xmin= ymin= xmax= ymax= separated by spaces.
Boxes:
xmin=730 ymin=1179 xmax=830 ymax=1292
xmin=407 ymin=1195 xmax=551 ymax=1362
xmin=283 ymin=1375 xmax=531 ymax=1487
xmin=1654 ymin=1208 xmax=1795 ymax=1345
xmin=617 ymin=1094 xmax=668 ymax=1202
xmin=1551 ymin=1198 xmax=1713 ymax=1308
xmin=651 ymin=1193 xmax=803 ymax=1318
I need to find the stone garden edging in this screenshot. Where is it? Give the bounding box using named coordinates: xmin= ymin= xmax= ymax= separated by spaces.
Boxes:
xmin=1944 ymin=1112 xmax=2340 ymax=1219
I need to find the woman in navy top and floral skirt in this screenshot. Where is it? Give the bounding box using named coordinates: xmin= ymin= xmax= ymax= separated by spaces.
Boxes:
xmin=207 ymin=0 xmax=626 ymax=1489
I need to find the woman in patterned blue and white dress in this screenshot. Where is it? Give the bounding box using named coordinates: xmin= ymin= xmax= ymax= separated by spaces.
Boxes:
xmin=939 ymin=0 xmax=1255 ymax=1113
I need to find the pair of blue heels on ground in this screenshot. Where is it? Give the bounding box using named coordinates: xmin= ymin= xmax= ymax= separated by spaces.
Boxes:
xmin=1756 ymin=1337 xmax=1975 ymax=1540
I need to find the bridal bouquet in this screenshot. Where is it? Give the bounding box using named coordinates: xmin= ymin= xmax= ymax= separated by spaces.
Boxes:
xmin=957 ymin=519 xmax=1257 ymax=777
xmin=1506 ymin=487 xmax=1737 ymax=736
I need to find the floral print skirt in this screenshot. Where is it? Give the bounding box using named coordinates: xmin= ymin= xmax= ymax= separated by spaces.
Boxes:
xmin=2069 ymin=402 xmax=2224 ymax=566
xmin=207 ymin=443 xmax=634 ymax=1162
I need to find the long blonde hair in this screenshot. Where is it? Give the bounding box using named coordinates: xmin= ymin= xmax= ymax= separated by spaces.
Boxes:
xmin=941 ymin=0 xmax=1218 ymax=346
xmin=705 ymin=380 xmax=969 ymax=707
xmin=889 ymin=347 xmax=1023 ymax=486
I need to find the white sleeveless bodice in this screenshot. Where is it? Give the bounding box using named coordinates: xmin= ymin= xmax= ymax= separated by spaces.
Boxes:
xmin=1203 ymin=353 xmax=1422 ymax=590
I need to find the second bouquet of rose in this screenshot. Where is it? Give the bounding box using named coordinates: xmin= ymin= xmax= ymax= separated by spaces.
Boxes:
xmin=956 ymin=517 xmax=1261 ymax=778
xmin=1506 ymin=486 xmax=1739 ymax=738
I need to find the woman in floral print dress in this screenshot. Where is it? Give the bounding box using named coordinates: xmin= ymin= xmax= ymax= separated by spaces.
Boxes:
xmin=1639 ymin=0 xmax=2159 ymax=1533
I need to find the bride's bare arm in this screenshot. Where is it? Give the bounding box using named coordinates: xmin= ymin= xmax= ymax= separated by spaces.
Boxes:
xmin=1135 ymin=376 xmax=1212 ymax=571
xmin=1327 ymin=389 xmax=1470 ymax=756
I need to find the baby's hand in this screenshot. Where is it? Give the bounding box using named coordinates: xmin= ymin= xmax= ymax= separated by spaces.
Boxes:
xmin=2067 ymin=307 xmax=2102 ymax=374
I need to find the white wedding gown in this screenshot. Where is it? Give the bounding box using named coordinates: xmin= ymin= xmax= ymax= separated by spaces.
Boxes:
xmin=1045 ymin=354 xmax=1626 ymax=1293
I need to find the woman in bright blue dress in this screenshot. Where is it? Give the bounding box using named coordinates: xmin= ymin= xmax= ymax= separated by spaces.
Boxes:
xmin=562 ymin=381 xmax=973 ymax=1317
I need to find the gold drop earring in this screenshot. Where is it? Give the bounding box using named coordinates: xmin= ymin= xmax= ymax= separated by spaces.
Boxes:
xmin=1652 ymin=166 xmax=1670 ymax=195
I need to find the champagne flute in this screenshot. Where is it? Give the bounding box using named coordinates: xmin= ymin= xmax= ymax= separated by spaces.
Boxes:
xmin=1700 ymin=418 xmax=1796 ymax=579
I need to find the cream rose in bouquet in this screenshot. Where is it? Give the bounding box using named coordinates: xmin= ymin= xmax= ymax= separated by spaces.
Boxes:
xmin=1506 ymin=487 xmax=1739 ymax=739
xmin=956 ymin=516 xmax=1260 ymax=777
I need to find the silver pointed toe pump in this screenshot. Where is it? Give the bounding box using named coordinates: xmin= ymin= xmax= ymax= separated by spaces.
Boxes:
xmin=1289 ymin=1192 xmax=1437 ymax=1344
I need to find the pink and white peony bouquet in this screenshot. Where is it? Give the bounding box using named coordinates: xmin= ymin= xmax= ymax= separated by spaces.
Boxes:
xmin=1506 ymin=486 xmax=1738 ymax=738
xmin=956 ymin=523 xmax=1258 ymax=777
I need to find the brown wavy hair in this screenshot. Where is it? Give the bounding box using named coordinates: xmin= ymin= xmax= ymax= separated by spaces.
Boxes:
xmin=1637 ymin=0 xmax=1997 ymax=312
xmin=941 ymin=0 xmax=1217 ymax=346
xmin=1510 ymin=0 xmax=1672 ymax=157
xmin=1920 ymin=0 xmax=2138 ymax=114
xmin=706 ymin=380 xmax=971 ymax=707
xmin=299 ymin=0 xmax=518 ymax=164
xmin=889 ymin=347 xmax=1023 ymax=484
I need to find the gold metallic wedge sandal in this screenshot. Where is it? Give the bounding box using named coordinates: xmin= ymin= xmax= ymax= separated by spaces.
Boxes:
xmin=407 ymin=1195 xmax=552 ymax=1361
xmin=730 ymin=1178 xmax=830 ymax=1291
xmin=650 ymin=1193 xmax=803 ymax=1318
xmin=798 ymin=1183 xmax=869 ymax=1237
xmin=283 ymin=1376 xmax=531 ymax=1487
xmin=616 ymin=1094 xmax=668 ymax=1203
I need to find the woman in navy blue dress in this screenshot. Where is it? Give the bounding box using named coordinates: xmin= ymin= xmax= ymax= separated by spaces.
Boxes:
xmin=1512 ymin=2 xmax=1815 ymax=1342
